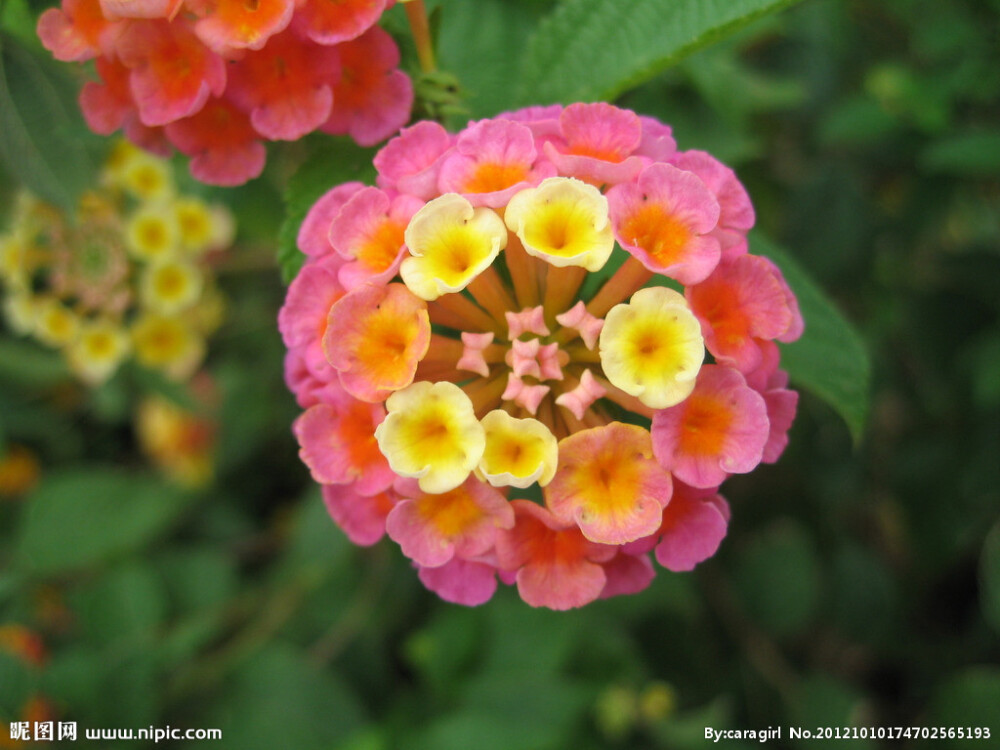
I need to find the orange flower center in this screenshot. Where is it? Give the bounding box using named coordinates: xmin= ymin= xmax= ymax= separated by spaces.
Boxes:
xmin=620 ymin=203 xmax=691 ymax=267
xmin=678 ymin=393 xmax=733 ymax=456
xmin=464 ymin=162 xmax=529 ymax=194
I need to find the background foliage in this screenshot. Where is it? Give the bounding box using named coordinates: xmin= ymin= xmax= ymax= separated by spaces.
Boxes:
xmin=1 ymin=0 xmax=999 ymax=748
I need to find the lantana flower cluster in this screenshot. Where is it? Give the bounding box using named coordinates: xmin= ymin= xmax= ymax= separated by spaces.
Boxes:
xmin=37 ymin=0 xmax=411 ymax=185
xmin=0 ymin=141 xmax=231 ymax=385
xmin=280 ymin=103 xmax=803 ymax=610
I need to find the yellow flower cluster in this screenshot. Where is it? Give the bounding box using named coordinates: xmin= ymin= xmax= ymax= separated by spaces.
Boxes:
xmin=0 ymin=141 xmax=233 ymax=385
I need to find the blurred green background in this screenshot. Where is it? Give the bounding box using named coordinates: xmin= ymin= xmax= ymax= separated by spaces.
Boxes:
xmin=1 ymin=0 xmax=999 ymax=748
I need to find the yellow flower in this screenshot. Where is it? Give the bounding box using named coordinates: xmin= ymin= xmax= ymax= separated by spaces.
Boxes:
xmin=401 ymin=193 xmax=507 ymax=301
xmin=131 ymin=312 xmax=204 ymax=380
xmin=117 ymin=147 xmax=175 ymax=202
xmin=126 ymin=204 xmax=180 ymax=261
xmin=599 ymin=286 xmax=704 ymax=409
xmin=140 ymin=258 xmax=204 ymax=314
xmin=2 ymin=291 xmax=36 ymax=335
xmin=173 ymin=197 xmax=233 ymax=253
xmin=477 ymin=409 xmax=558 ymax=488
xmin=375 ymin=381 xmax=486 ymax=494
xmin=32 ymin=297 xmax=80 ymax=348
xmin=504 ymin=177 xmax=615 ymax=272
xmin=66 ymin=319 xmax=130 ymax=384
xmin=0 ymin=234 xmax=29 ymax=289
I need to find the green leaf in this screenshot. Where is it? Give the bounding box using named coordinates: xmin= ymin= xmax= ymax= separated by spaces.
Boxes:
xmin=403 ymin=606 xmax=484 ymax=698
xmin=459 ymin=674 xmax=592 ymax=750
xmin=275 ymin=485 xmax=352 ymax=575
xmin=481 ymin=588 xmax=585 ymax=677
xmin=753 ymin=234 xmax=871 ymax=444
xmin=214 ymin=360 xmax=283 ymax=475
xmin=789 ymin=677 xmax=873 ymax=750
xmin=401 ymin=714 xmax=524 ymax=750
xmin=16 ymin=469 xmax=193 ymax=575
xmin=40 ymin=649 xmax=106 ymax=721
xmin=0 ymin=650 xmax=33 ymax=719
xmin=277 ymin=138 xmax=377 ymax=283
xmin=0 ymin=338 xmax=70 ymax=388
xmin=682 ymin=45 xmax=806 ymax=127
xmin=830 ymin=543 xmax=897 ymax=645
xmin=0 ymin=0 xmax=40 ymax=51
xmin=818 ymin=96 xmax=899 ymax=148
xmin=919 ymin=131 xmax=1000 ymax=177
xmin=927 ymin=667 xmax=1000 ymax=748
xmin=980 ymin=522 xmax=1000 ymax=636
xmin=156 ymin=546 xmax=238 ymax=613
xmin=435 ymin=0 xmax=548 ymax=118
xmin=652 ymin=699 xmax=734 ymax=750
xmin=70 ymin=562 xmax=167 ymax=645
xmin=515 ymin=0 xmax=805 ymax=105
xmin=204 ymin=644 xmax=366 ymax=750
xmin=401 ymin=676 xmax=592 ymax=750
xmin=41 ymin=645 xmax=160 ymax=726
xmin=732 ymin=521 xmax=822 ymax=638
xmin=128 ymin=363 xmax=203 ymax=412
xmin=0 ymin=35 xmax=100 ymax=212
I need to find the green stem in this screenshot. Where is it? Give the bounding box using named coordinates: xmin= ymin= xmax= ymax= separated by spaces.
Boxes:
xmin=404 ymin=0 xmax=436 ymax=74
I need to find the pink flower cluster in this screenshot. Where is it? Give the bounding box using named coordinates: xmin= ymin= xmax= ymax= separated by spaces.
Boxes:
xmin=279 ymin=103 xmax=803 ymax=609
xmin=38 ymin=0 xmax=412 ymax=185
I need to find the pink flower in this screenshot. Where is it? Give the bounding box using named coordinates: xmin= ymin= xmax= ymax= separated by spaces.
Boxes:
xmin=297 ymin=182 xmax=367 ymax=259
xmin=417 ymin=557 xmax=499 ymax=606
xmin=43 ymin=0 xmax=408 ymax=184
xmin=164 ymin=96 xmax=266 ymax=186
xmin=293 ymin=0 xmax=390 ymax=46
xmin=599 ymin=551 xmax=656 ymax=598
xmin=116 ymin=19 xmax=226 ymax=127
xmin=671 ymin=150 xmax=755 ymax=233
xmin=284 ymin=348 xmax=332 ymax=408
xmin=686 ymin=254 xmax=799 ymax=373
xmin=496 ymin=500 xmax=616 ymax=610
xmin=498 ymin=103 xmax=564 ymax=125
xmin=226 ymin=29 xmax=339 ymax=141
xmin=322 ymin=483 xmax=397 ymax=546
xmin=320 ymin=26 xmax=413 ymax=147
xmin=542 ymin=102 xmax=645 ymax=185
xmin=761 ymin=257 xmax=805 ymax=343
xmin=188 ymin=0 xmax=295 ymax=55
xmin=546 ymin=422 xmax=673 ymax=544
xmin=651 ymin=483 xmax=730 ymax=572
xmin=294 ymin=398 xmax=395 ymax=495
xmin=386 ymin=477 xmax=513 ymax=568
xmin=329 ymin=187 xmax=423 ymax=289
xmin=322 ymin=283 xmax=430 ymax=402
xmin=671 ymin=151 xmax=754 ymax=258
xmin=744 ymin=341 xmax=799 ymax=464
xmin=37 ymin=0 xmax=121 ymax=61
xmin=607 ymin=163 xmax=721 ymax=284
xmin=79 ymin=56 xmax=133 ymax=135
xmin=651 ymin=365 xmax=770 ymax=488
xmin=635 ymin=116 xmax=677 ymax=162
xmin=277 ymin=257 xmax=345 ymax=378
xmin=497 ymin=105 xmax=564 ymax=145
xmin=438 ymin=119 xmax=556 ymax=208
xmin=374 ymin=121 xmax=454 ymax=200
xmin=99 ymin=0 xmax=182 ymax=19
